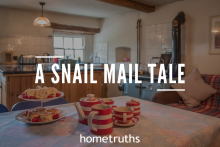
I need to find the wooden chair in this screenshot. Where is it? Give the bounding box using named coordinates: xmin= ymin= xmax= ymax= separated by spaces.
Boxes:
xmin=0 ymin=104 xmax=9 ymax=113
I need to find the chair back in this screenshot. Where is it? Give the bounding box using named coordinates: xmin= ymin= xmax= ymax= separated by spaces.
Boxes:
xmin=0 ymin=104 xmax=9 ymax=113
xmin=11 ymin=98 xmax=68 ymax=111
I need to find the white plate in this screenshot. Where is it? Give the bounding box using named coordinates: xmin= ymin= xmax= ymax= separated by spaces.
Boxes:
xmin=18 ymin=91 xmax=64 ymax=102
xmin=15 ymin=109 xmax=67 ymax=124
xmin=113 ymin=116 xmax=139 ymax=127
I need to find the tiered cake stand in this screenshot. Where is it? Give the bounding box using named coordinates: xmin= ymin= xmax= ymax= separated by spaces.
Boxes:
xmin=18 ymin=91 xmax=64 ymax=109
xmin=16 ymin=91 xmax=66 ymax=124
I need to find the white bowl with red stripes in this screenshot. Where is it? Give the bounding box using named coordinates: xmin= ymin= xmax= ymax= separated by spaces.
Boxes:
xmin=126 ymin=98 xmax=141 ymax=116
xmin=88 ymin=104 xmax=113 ymax=135
xmin=113 ymin=106 xmax=134 ymax=124
xmin=102 ymin=98 xmax=114 ymax=106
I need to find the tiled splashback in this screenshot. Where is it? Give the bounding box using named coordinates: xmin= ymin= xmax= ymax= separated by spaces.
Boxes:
xmin=0 ymin=35 xmax=53 ymax=64
xmin=93 ymin=42 xmax=108 ymax=63
xmin=142 ymin=22 xmax=187 ymax=65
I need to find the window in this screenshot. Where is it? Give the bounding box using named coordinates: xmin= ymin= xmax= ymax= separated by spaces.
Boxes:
xmin=53 ymin=35 xmax=85 ymax=61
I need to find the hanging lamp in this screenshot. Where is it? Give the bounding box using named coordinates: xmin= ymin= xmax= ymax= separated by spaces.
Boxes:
xmin=33 ymin=2 xmax=51 ymax=27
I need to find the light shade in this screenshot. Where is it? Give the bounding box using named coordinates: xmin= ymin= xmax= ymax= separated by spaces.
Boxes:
xmin=33 ymin=17 xmax=51 ymax=27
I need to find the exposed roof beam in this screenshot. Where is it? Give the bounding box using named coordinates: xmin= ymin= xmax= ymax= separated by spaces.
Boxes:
xmin=48 ymin=22 xmax=100 ymax=35
xmin=96 ymin=0 xmax=155 ymax=13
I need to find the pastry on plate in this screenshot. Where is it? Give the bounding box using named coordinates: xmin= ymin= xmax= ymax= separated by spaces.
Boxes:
xmin=23 ymin=89 xmax=30 ymax=95
xmin=40 ymin=112 xmax=53 ymax=122
xmin=36 ymin=107 xmax=46 ymax=112
xmin=36 ymin=86 xmax=41 ymax=89
xmin=45 ymin=87 xmax=59 ymax=98
xmin=27 ymin=112 xmax=40 ymax=120
xmin=21 ymin=86 xmax=60 ymax=99
xmin=27 ymin=89 xmax=37 ymax=97
xmin=46 ymin=108 xmax=59 ymax=114
xmin=35 ymin=88 xmax=48 ymax=99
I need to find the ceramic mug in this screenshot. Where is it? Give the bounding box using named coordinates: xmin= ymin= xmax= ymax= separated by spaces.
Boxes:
xmin=113 ymin=106 xmax=134 ymax=124
xmin=88 ymin=104 xmax=113 ymax=135
xmin=102 ymin=98 xmax=114 ymax=106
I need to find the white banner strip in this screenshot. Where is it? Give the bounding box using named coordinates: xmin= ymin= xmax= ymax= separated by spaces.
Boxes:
xmin=157 ymin=89 xmax=185 ymax=91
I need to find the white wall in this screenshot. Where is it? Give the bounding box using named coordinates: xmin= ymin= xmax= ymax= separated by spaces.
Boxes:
xmin=0 ymin=7 xmax=100 ymax=63
xmin=0 ymin=7 xmax=100 ymax=37
xmin=94 ymin=0 xmax=220 ymax=97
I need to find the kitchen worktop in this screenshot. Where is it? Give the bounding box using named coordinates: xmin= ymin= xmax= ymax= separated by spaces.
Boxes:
xmin=0 ymin=64 xmax=104 ymax=75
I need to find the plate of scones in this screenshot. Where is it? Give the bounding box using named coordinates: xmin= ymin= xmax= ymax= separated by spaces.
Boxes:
xmin=15 ymin=107 xmax=67 ymax=124
xmin=18 ymin=86 xmax=64 ymax=102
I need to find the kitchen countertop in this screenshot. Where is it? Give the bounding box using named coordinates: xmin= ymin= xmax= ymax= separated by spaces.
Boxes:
xmin=0 ymin=64 xmax=104 ymax=75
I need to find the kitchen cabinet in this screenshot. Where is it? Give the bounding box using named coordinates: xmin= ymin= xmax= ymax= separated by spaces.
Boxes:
xmin=124 ymin=79 xmax=140 ymax=98
xmin=0 ymin=70 xmax=107 ymax=111
xmin=3 ymin=51 xmax=13 ymax=65
xmin=0 ymin=73 xmax=7 ymax=106
xmin=140 ymin=81 xmax=163 ymax=101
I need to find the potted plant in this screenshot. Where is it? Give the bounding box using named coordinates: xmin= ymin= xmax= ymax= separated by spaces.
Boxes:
xmin=78 ymin=57 xmax=81 ymax=63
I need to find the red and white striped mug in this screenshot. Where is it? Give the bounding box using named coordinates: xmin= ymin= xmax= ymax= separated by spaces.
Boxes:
xmin=88 ymin=104 xmax=113 ymax=135
xmin=102 ymin=98 xmax=114 ymax=106
xmin=113 ymin=106 xmax=134 ymax=124
xmin=126 ymin=98 xmax=141 ymax=116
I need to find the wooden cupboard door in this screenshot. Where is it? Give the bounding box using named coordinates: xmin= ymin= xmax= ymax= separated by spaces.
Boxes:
xmin=43 ymin=75 xmax=53 ymax=87
xmin=21 ymin=76 xmax=33 ymax=92
xmin=69 ymin=82 xmax=78 ymax=103
xmin=32 ymin=76 xmax=40 ymax=89
xmin=9 ymin=77 xmax=21 ymax=110
xmin=92 ymin=72 xmax=101 ymax=98
xmin=101 ymin=71 xmax=108 ymax=98
xmin=2 ymin=82 xmax=7 ymax=107
xmin=61 ymin=81 xmax=70 ymax=103
xmin=78 ymin=73 xmax=87 ymax=100
xmin=51 ymin=74 xmax=62 ymax=91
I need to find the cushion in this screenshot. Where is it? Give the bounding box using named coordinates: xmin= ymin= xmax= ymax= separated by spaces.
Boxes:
xmin=172 ymin=82 xmax=200 ymax=108
xmin=184 ymin=69 xmax=217 ymax=101
xmin=171 ymin=68 xmax=217 ymax=108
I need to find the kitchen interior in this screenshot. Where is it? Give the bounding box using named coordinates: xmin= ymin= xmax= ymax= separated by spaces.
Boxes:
xmin=0 ymin=0 xmax=219 ymax=110
xmin=1 ymin=0 xmax=220 ymax=146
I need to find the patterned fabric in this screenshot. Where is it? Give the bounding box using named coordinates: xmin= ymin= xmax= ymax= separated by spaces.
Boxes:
xmin=168 ymin=74 xmax=220 ymax=118
xmin=0 ymin=96 xmax=220 ymax=147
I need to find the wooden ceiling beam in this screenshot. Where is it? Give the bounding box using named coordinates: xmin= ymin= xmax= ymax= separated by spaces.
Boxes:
xmin=96 ymin=0 xmax=155 ymax=13
xmin=48 ymin=22 xmax=100 ymax=35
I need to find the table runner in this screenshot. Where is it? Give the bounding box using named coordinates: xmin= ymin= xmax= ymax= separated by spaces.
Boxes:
xmin=0 ymin=96 xmax=220 ymax=147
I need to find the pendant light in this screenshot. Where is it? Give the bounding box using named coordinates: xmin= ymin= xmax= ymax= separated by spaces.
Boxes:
xmin=33 ymin=2 xmax=51 ymax=27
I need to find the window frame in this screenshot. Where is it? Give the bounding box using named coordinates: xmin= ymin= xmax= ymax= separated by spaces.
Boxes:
xmin=53 ymin=34 xmax=85 ymax=60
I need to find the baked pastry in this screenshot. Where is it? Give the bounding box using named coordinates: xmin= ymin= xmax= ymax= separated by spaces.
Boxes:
xmin=25 ymin=107 xmax=60 ymax=122
xmin=36 ymin=86 xmax=41 ymax=89
xmin=36 ymin=107 xmax=46 ymax=112
xmin=23 ymin=89 xmax=30 ymax=95
xmin=46 ymin=108 xmax=59 ymax=114
xmin=35 ymin=88 xmax=48 ymax=99
xmin=21 ymin=86 xmax=59 ymax=99
xmin=40 ymin=112 xmax=53 ymax=122
xmin=45 ymin=87 xmax=59 ymax=98
xmin=26 ymin=89 xmax=37 ymax=97
xmin=27 ymin=112 xmax=40 ymax=120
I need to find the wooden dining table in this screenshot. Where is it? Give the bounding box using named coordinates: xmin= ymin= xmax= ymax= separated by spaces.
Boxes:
xmin=0 ymin=96 xmax=220 ymax=147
